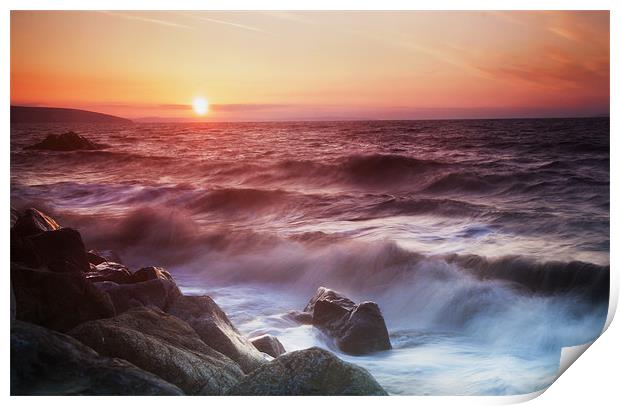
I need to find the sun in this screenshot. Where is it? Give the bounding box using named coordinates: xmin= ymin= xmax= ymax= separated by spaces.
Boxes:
xmin=192 ymin=97 xmax=209 ymax=115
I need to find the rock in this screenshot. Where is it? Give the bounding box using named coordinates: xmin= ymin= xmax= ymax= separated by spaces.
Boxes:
xmin=305 ymin=286 xmax=356 ymax=313
xmin=250 ymin=334 xmax=286 ymax=357
xmin=25 ymin=131 xmax=107 ymax=151
xmin=304 ymin=287 xmax=392 ymax=355
xmin=86 ymin=250 xmax=108 ymax=265
xmin=228 ymin=347 xmax=388 ymax=395
xmin=99 ymin=249 xmax=123 ymax=264
xmin=11 ymin=320 xmax=182 ymax=395
xmin=87 ymin=249 xmax=123 ymax=264
xmin=131 ymin=266 xmax=174 ymax=283
xmin=69 ymin=307 xmax=244 ymax=395
xmin=11 ymin=283 xmax=16 ymax=321
xmin=85 ymin=262 xmax=133 ymax=284
xmin=168 ymin=295 xmax=267 ymax=373
xmin=10 ymin=208 xmax=89 ymax=273
xmin=10 ymin=206 xmax=20 ymax=228
xmin=94 ymin=278 xmax=181 ymax=314
xmin=12 ymin=207 xmax=60 ymax=238
xmin=283 ymin=310 xmax=313 ymax=325
xmin=12 ymin=227 xmax=90 ymax=273
xmin=11 ymin=263 xmax=115 ymax=332
xmin=93 ymin=266 xmax=180 ymax=313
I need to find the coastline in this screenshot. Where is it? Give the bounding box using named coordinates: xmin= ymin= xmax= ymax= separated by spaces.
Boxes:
xmin=10 ymin=207 xmax=390 ymax=395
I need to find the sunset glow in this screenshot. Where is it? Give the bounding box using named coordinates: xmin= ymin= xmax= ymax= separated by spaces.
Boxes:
xmin=192 ymin=97 xmax=209 ymax=115
xmin=10 ymin=11 xmax=610 ymax=121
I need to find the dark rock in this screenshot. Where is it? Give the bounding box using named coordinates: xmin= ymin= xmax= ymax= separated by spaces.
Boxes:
xmin=250 ymin=334 xmax=286 ymax=357
xmin=131 ymin=266 xmax=174 ymax=283
xmin=25 ymin=131 xmax=107 ymax=151
xmin=304 ymin=287 xmax=392 ymax=355
xmin=69 ymin=307 xmax=244 ymax=395
xmin=87 ymin=249 xmax=123 ymax=265
xmin=11 ymin=263 xmax=115 ymax=332
xmin=168 ymin=295 xmax=267 ymax=373
xmin=12 ymin=228 xmax=90 ymax=273
xmin=228 ymin=347 xmax=387 ymax=395
xmin=86 ymin=250 xmax=108 ymax=265
xmin=11 ymin=320 xmax=182 ymax=395
xmin=11 ymin=283 xmax=16 ymax=321
xmin=10 ymin=206 xmax=20 ymax=228
xmin=283 ymin=310 xmax=314 ymax=325
xmin=99 ymin=249 xmax=123 ymax=264
xmin=85 ymin=262 xmax=133 ymax=284
xmin=94 ymin=278 xmax=181 ymax=314
xmin=305 ymin=286 xmax=356 ymax=314
xmin=12 ymin=207 xmax=60 ymax=238
xmin=92 ymin=265 xmax=179 ymax=313
xmin=10 ymin=208 xmax=88 ymax=273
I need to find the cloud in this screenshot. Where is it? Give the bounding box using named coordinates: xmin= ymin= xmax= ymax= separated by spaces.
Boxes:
xmin=475 ymin=56 xmax=609 ymax=91
xmin=192 ymin=15 xmax=264 ymax=33
xmin=98 ymin=11 xmax=194 ymax=30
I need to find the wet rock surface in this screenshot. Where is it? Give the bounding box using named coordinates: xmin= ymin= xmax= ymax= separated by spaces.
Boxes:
xmin=69 ymin=307 xmax=244 ymax=395
xmin=11 ymin=320 xmax=183 ymax=395
xmin=250 ymin=334 xmax=286 ymax=357
xmin=12 ymin=207 xmax=60 ymax=238
xmin=304 ymin=287 xmax=392 ymax=355
xmin=228 ymin=347 xmax=388 ymax=395
xmin=11 ymin=263 xmax=115 ymax=332
xmin=94 ymin=278 xmax=181 ymax=314
xmin=85 ymin=262 xmax=133 ymax=284
xmin=168 ymin=295 xmax=267 ymax=373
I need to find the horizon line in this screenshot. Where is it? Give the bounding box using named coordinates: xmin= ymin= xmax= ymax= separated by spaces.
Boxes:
xmin=11 ymin=104 xmax=610 ymax=124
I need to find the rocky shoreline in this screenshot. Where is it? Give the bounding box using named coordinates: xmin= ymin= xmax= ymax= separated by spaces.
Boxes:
xmin=10 ymin=207 xmax=390 ymax=395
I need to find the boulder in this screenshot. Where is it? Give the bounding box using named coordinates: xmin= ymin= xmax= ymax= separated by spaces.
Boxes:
xmin=131 ymin=266 xmax=174 ymax=283
xmin=25 ymin=131 xmax=107 ymax=151
xmin=86 ymin=250 xmax=108 ymax=265
xmin=87 ymin=249 xmax=123 ymax=265
xmin=228 ymin=347 xmax=387 ymax=395
xmin=94 ymin=266 xmax=180 ymax=313
xmin=69 ymin=307 xmax=244 ymax=395
xmin=12 ymin=227 xmax=90 ymax=273
xmin=12 ymin=207 xmax=60 ymax=238
xmin=304 ymin=287 xmax=391 ymax=355
xmin=11 ymin=263 xmax=115 ymax=332
xmin=283 ymin=310 xmax=313 ymax=325
xmin=85 ymin=262 xmax=133 ymax=284
xmin=11 ymin=320 xmax=183 ymax=395
xmin=250 ymin=334 xmax=286 ymax=357
xmin=168 ymin=295 xmax=267 ymax=373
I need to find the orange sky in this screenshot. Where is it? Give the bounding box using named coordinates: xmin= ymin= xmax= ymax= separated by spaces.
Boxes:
xmin=11 ymin=11 xmax=610 ymax=121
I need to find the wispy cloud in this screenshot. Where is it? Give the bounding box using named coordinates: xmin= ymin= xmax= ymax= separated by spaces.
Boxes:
xmin=98 ymin=11 xmax=194 ymax=30
xmin=192 ymin=15 xmax=264 ymax=33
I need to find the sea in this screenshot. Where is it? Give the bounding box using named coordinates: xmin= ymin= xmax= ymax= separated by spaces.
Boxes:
xmin=10 ymin=118 xmax=610 ymax=395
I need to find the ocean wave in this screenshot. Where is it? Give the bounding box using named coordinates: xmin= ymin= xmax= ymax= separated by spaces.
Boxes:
xmin=166 ymin=234 xmax=607 ymax=352
xmin=342 ymin=196 xmax=488 ymax=220
xmin=64 ymin=205 xmax=607 ymax=305
xmin=18 ymin=201 xmax=608 ymax=355
xmin=187 ymin=187 xmax=293 ymax=214
xmin=337 ymin=154 xmax=446 ymax=185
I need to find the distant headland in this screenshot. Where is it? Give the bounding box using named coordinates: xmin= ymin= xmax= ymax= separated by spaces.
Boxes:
xmin=11 ymin=106 xmax=132 ymax=124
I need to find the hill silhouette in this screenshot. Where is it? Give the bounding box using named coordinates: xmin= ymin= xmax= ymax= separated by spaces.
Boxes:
xmin=11 ymin=106 xmax=132 ymax=124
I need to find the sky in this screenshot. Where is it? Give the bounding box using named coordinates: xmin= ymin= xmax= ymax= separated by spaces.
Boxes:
xmin=10 ymin=11 xmax=610 ymax=121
